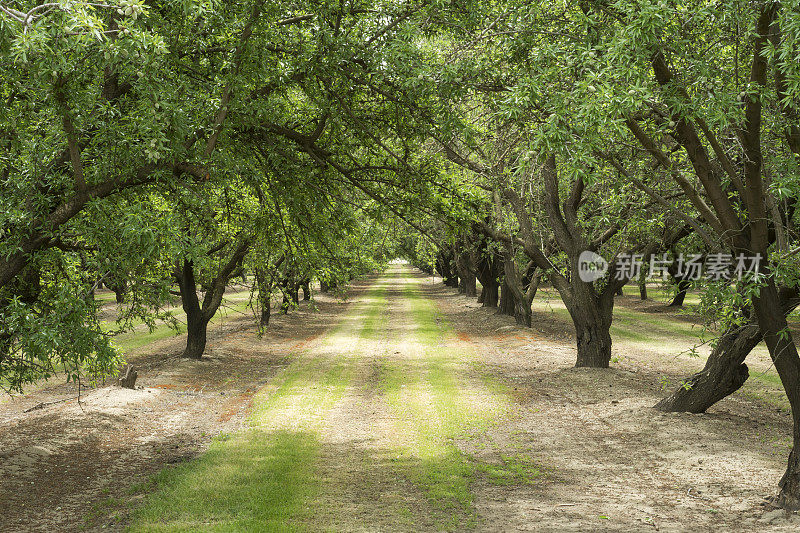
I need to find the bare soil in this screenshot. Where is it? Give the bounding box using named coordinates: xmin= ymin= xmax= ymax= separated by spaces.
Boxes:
xmin=436 ymin=280 xmax=798 ymax=531
xmin=0 ymin=284 xmax=362 ymax=532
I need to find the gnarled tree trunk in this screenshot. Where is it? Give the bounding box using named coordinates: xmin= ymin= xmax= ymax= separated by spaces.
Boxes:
xmin=657 ymin=286 xmax=800 ymax=413
xmin=655 ymin=323 xmax=759 ymax=412
xmin=175 ymin=239 xmax=250 ymax=359
xmin=752 ymin=280 xmax=800 ymax=509
xmin=499 ymin=279 xmax=516 ymax=316
xmin=183 ymin=306 xmax=209 ymax=359
xmin=176 ymin=259 xmax=209 ymax=359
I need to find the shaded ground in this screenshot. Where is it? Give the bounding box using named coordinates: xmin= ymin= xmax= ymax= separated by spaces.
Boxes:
xmin=1 ymin=266 xmax=799 ymax=531
xmin=0 ymin=284 xmax=356 ymax=532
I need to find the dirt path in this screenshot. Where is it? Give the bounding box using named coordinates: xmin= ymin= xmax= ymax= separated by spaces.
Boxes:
xmin=3 ymin=266 xmax=800 ymax=531
xmin=0 ymin=283 xmax=359 ymax=532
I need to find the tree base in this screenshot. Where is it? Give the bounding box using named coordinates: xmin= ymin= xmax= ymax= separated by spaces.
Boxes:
xmin=778 ymin=447 xmax=800 ymax=511
xmin=655 ymin=364 xmax=749 ymax=413
xmin=116 ymin=364 xmax=138 ymax=389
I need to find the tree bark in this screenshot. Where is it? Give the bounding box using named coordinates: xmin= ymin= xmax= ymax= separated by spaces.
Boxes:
xmin=476 ymin=241 xmax=501 ymax=307
xmin=753 ymin=281 xmax=800 ymax=509
xmin=463 ymin=274 xmax=477 ymax=297
xmin=260 ymin=303 xmax=271 ymax=327
xmin=175 ymin=238 xmax=250 ymax=359
xmin=572 ymin=314 xmax=613 ymax=367
xmin=454 ymin=245 xmax=471 ymax=295
xmin=183 ymin=309 xmax=209 ymax=359
xmin=638 ymin=270 xmax=648 ymax=300
xmin=499 ymin=279 xmax=516 ymax=316
xmin=656 ymin=285 xmax=800 ymax=413
xmin=255 ymin=268 xmax=272 ymax=328
xmin=177 ymin=259 xmax=209 ymax=359
xmin=668 ymin=261 xmax=692 ymax=307
xmin=568 ymin=285 xmax=614 ymax=368
xmin=436 ymin=250 xmax=459 ymax=288
xmin=481 ymin=280 xmax=499 ymax=307
xmin=655 ymin=323 xmax=759 ymax=412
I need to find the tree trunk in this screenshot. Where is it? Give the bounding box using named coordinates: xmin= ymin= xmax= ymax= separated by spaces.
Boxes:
xmin=113 ymin=287 xmax=125 ymax=303
xmin=513 ymin=299 xmax=532 ymax=327
xmin=668 ymin=261 xmax=692 ymax=306
xmin=638 ymin=270 xmax=648 ymax=300
xmin=657 ymin=286 xmax=800 ymax=413
xmin=255 ymin=268 xmax=272 ymax=328
xmin=175 ymin=240 xmax=250 ymax=359
xmin=655 ymin=323 xmax=759 ymax=412
xmin=568 ymin=291 xmax=614 ymax=368
xmin=752 ymin=280 xmax=800 ymax=509
xmin=104 ymin=274 xmax=127 ymax=303
xmin=260 ymin=304 xmax=271 ymax=327
xmin=183 ymin=310 xmax=208 ymax=359
xmin=482 ymin=280 xmax=499 ymax=307
xmin=499 ymin=279 xmax=515 ymax=316
xmin=436 ymin=251 xmax=458 ymax=287
xmin=574 ymin=318 xmax=613 ymax=367
xmin=477 ymin=286 xmax=485 ymax=303
xmin=301 ymin=279 xmax=311 ymax=300
xmin=176 ymin=259 xmax=210 ymax=359
xmin=615 ymin=286 xmax=624 ymax=296
xmin=464 ymin=274 xmax=477 ymax=297
xmin=669 ymin=278 xmax=691 ymax=306
xmin=475 ymin=234 xmax=501 ymax=306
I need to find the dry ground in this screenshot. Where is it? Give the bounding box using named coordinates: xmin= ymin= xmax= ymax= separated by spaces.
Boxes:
xmin=1 ymin=266 xmax=798 ymax=531
xmin=0 ymin=284 xmax=355 ymax=532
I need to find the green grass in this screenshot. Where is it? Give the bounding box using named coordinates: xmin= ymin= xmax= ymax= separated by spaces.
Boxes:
xmin=126 ymin=273 xmax=540 ymax=532
xmin=376 ymin=271 xmax=538 ymax=529
xmin=127 ymin=282 xmax=388 ymax=532
xmin=128 ymin=431 xmax=319 ymax=532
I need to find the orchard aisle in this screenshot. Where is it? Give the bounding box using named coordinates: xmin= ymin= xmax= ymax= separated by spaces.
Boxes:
xmin=128 ymin=265 xmax=800 ymax=532
xmin=129 ymin=264 xmax=535 ymax=531
xmin=7 ymin=265 xmax=797 ymax=532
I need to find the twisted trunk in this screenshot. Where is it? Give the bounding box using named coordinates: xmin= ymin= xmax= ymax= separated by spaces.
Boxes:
xmin=499 ymin=279 xmax=516 ymax=316
xmin=753 ymin=281 xmax=800 ymax=509
xmin=657 ymin=286 xmax=800 ymax=413
xmin=176 ymin=259 xmax=209 ymax=360
xmin=175 ymin=239 xmax=250 ymax=358
xmin=655 ymin=323 xmax=758 ymax=412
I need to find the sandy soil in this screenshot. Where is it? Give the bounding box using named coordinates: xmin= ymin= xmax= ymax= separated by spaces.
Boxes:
xmin=433 ymin=278 xmax=799 ymax=531
xmin=0 ymin=284 xmax=359 ymax=532
xmin=1 ymin=267 xmax=799 ymax=532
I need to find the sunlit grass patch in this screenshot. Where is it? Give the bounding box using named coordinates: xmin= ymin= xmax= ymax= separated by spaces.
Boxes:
xmin=128 ymin=430 xmax=319 ymax=532
xmin=128 ymin=282 xmax=389 ymax=531
xmin=374 ymin=271 xmax=538 ymax=529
